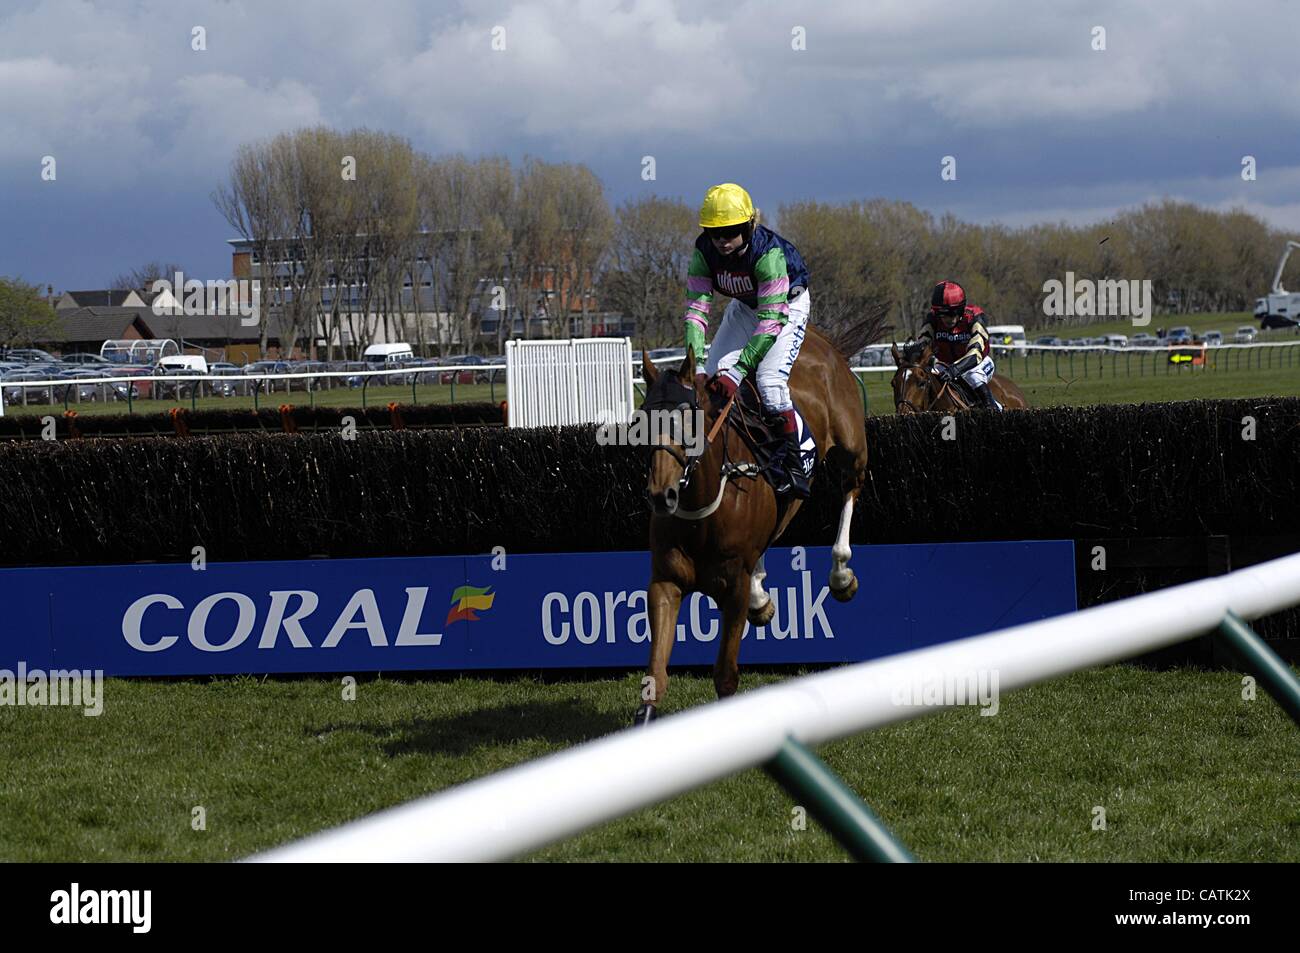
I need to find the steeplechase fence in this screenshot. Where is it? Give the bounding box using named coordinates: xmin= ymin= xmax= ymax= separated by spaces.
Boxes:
xmin=250 ymin=551 xmax=1300 ymax=863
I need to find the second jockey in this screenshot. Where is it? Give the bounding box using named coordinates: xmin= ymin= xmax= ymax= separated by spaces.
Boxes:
xmin=682 ymin=182 xmax=815 ymax=498
xmin=917 ymin=279 xmax=1002 ymax=411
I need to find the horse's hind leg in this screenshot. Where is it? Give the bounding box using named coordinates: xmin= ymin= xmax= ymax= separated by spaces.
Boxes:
xmin=747 ymin=552 xmax=775 ymax=627
xmin=828 ymin=423 xmax=868 ymax=603
xmin=829 ymin=484 xmax=860 ymax=601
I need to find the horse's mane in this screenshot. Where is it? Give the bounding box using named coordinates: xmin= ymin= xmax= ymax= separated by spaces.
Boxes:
xmin=814 ymin=298 xmax=895 ymax=358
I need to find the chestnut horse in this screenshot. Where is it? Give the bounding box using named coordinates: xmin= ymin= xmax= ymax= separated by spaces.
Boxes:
xmin=890 ymin=342 xmax=1028 ymax=414
xmin=636 ymin=330 xmax=868 ymax=724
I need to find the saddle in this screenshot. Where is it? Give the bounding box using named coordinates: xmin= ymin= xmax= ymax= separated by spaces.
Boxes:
xmin=714 ymin=381 xmax=815 ymax=495
xmin=943 ymin=375 xmax=978 ymax=407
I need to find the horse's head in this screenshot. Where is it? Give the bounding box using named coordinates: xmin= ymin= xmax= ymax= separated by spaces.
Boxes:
xmin=891 ymin=342 xmax=935 ymax=415
xmin=641 ymin=344 xmax=708 ymax=515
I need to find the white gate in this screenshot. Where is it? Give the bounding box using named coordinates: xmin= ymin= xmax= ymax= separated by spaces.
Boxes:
xmin=505 ymin=337 xmax=635 ymax=428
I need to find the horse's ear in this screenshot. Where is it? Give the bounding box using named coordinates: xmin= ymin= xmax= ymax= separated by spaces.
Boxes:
xmin=921 ymin=342 xmax=934 ymax=364
xmin=681 ymin=343 xmax=697 ymax=381
xmin=890 ymin=343 xmax=901 ymax=365
xmin=642 ymin=349 xmax=658 ymax=386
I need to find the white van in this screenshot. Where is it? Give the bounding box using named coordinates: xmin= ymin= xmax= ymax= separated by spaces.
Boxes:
xmin=363 ymin=343 xmax=415 ymax=365
xmin=985 ymin=324 xmax=1027 ymax=357
xmin=157 ymin=354 xmax=209 ymax=374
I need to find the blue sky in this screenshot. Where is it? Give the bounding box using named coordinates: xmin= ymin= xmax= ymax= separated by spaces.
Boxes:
xmin=3 ymin=0 xmax=1297 ymax=291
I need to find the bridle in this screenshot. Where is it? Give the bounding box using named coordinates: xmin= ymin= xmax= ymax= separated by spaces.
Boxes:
xmin=645 ymin=378 xmax=764 ymax=520
xmin=893 ymin=359 xmax=968 ymax=414
xmin=893 ymin=362 xmax=929 ymax=414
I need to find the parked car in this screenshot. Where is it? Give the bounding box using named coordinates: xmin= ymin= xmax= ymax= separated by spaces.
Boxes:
xmin=1234 ymin=325 xmax=1257 ymax=344
xmin=1034 ymin=336 xmax=1062 ymax=347
xmin=1167 ymin=326 xmax=1193 ymax=345
xmin=1 ymin=347 xmax=57 ymax=364
xmin=152 ymin=366 xmax=205 ymax=401
xmin=1202 ymin=330 xmax=1224 ymax=346
xmin=439 ymin=354 xmax=492 ymax=385
xmin=1 ymin=369 xmax=54 ymax=404
xmin=851 ymin=344 xmax=892 ymax=367
xmin=207 ymin=364 xmax=246 ymax=397
xmin=243 ymin=360 xmax=291 ymax=375
xmin=287 ymin=361 xmax=328 ymax=391
xmin=58 ymin=367 xmax=112 ymax=402
xmin=1130 ymin=333 xmax=1158 ymax=347
xmin=1103 ymin=334 xmax=1128 ymax=348
xmin=340 ymin=361 xmax=373 ymax=388
xmin=363 ymin=343 xmax=414 ymax=366
xmin=60 ymin=352 xmax=113 ymax=365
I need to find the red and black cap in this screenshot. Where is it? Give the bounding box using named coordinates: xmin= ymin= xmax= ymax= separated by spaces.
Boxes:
xmin=930 ymin=280 xmax=966 ymax=316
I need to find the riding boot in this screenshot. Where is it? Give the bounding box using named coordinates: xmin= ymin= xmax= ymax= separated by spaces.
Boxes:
xmin=774 ymin=408 xmax=813 ymax=498
xmin=974 ymin=382 xmax=1002 ymax=411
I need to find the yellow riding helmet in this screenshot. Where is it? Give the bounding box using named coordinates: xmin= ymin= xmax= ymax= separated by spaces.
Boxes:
xmin=699 ymin=183 xmax=755 ymax=229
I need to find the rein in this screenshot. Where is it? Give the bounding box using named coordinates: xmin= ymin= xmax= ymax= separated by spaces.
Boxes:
xmin=648 ymin=383 xmax=766 ymax=521
xmin=894 ymin=362 xmax=970 ymax=413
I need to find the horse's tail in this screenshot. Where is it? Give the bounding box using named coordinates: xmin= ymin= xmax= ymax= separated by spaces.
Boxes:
xmin=814 ymin=297 xmax=895 ymax=358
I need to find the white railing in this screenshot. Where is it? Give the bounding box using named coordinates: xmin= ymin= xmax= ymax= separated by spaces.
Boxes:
xmin=249 ymin=550 xmax=1300 ymax=863
xmin=0 ymin=362 xmax=507 ymax=414
xmin=506 ymin=338 xmax=634 ymax=428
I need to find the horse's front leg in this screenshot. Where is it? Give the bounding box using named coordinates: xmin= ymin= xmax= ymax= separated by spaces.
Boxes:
xmin=714 ymin=573 xmax=750 ymax=699
xmin=636 ymin=577 xmax=683 ymax=725
xmin=747 ymin=552 xmax=775 ymax=626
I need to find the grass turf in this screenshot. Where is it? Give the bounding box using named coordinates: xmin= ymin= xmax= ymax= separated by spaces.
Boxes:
xmin=1 ymin=665 xmax=1294 ymax=862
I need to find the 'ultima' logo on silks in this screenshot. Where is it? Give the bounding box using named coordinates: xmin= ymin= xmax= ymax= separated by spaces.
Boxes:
xmin=446 ymin=585 xmax=495 ymax=625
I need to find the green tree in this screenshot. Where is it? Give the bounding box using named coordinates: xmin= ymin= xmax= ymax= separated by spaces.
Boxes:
xmin=0 ymin=278 xmax=62 ymax=351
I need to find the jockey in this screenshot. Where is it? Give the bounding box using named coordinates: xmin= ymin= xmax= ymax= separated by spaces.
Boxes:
xmin=916 ymin=280 xmax=1001 ymax=411
xmin=682 ymin=183 xmax=815 ymax=498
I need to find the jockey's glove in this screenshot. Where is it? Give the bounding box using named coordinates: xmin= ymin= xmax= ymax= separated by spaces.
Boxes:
xmin=950 ymin=352 xmax=980 ymax=376
xmin=707 ymin=368 xmax=742 ymax=401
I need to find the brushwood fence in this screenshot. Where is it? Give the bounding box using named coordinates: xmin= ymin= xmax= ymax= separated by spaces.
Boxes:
xmin=3 ymin=396 xmax=1299 ymax=656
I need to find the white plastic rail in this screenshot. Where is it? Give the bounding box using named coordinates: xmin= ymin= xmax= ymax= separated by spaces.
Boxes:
xmin=250 ymin=550 xmax=1300 ymax=863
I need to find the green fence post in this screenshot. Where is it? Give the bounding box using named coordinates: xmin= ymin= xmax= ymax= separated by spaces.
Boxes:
xmin=1215 ymin=611 xmax=1300 ymax=728
xmin=764 ymin=736 xmax=914 ymax=863
xmin=855 ymin=372 xmax=868 ymax=416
